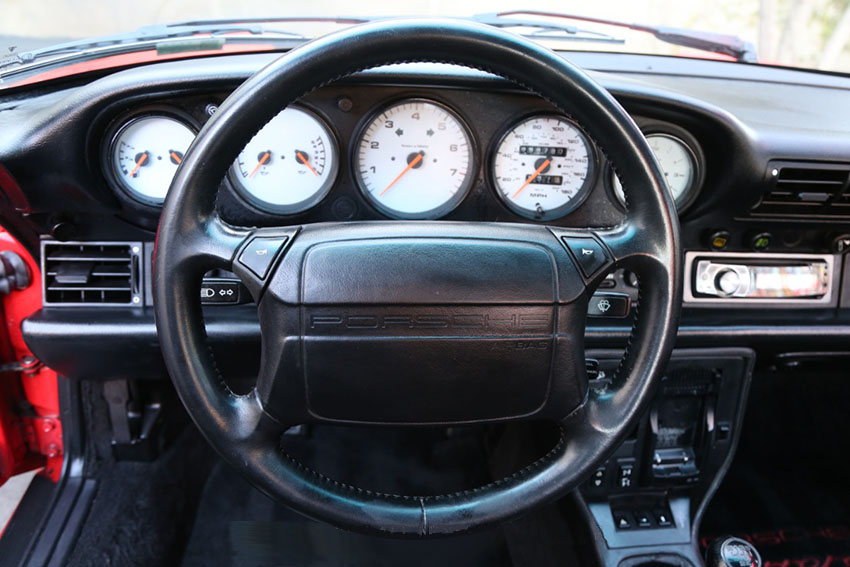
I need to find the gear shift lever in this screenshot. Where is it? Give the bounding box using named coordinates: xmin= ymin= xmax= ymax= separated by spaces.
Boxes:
xmin=705 ymin=536 xmax=762 ymax=567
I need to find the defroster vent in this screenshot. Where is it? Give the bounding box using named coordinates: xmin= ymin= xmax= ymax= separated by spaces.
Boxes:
xmin=42 ymin=241 xmax=142 ymax=306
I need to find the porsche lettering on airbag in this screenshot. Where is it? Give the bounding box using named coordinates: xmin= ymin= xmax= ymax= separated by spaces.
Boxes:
xmin=308 ymin=313 xmax=552 ymax=332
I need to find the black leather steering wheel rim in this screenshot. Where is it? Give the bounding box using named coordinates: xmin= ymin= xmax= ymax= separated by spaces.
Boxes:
xmin=154 ymin=18 xmax=681 ymax=536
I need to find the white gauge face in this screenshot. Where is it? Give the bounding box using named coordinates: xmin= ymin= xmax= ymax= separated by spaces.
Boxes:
xmin=111 ymin=116 xmax=195 ymax=205
xmin=492 ymin=115 xmax=594 ymax=220
xmin=354 ymin=99 xmax=475 ymax=219
xmin=231 ymin=107 xmax=338 ymax=214
xmin=612 ymin=133 xmax=696 ymax=208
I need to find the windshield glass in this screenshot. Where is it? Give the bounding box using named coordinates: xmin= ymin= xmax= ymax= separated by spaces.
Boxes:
xmin=1 ymin=0 xmax=849 ymax=73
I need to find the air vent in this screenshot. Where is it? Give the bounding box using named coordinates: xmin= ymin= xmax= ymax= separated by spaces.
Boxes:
xmin=42 ymin=241 xmax=142 ymax=306
xmin=750 ymin=161 xmax=850 ymax=219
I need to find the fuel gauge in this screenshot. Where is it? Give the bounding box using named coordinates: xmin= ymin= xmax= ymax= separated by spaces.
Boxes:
xmin=109 ymin=115 xmax=196 ymax=206
xmin=231 ymin=107 xmax=338 ymax=215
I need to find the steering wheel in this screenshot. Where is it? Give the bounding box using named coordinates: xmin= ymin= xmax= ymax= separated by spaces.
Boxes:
xmin=154 ymin=18 xmax=681 ymax=537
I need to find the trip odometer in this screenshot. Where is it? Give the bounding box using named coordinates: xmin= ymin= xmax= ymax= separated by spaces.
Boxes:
xmin=354 ymin=99 xmax=475 ymax=219
xmin=491 ymin=115 xmax=595 ymax=220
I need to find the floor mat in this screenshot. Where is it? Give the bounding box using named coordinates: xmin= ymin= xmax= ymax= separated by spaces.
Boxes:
xmin=700 ymin=369 xmax=850 ymax=567
xmin=181 ymin=427 xmax=512 ymax=567
xmin=181 ymin=425 xmax=583 ymax=567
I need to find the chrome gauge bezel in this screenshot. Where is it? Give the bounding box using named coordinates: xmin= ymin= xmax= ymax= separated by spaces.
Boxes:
xmin=228 ymin=105 xmax=340 ymax=215
xmin=489 ymin=113 xmax=597 ymax=221
xmin=103 ymin=108 xmax=198 ymax=208
xmin=607 ymin=126 xmax=704 ymax=214
xmin=351 ymin=97 xmax=478 ymax=220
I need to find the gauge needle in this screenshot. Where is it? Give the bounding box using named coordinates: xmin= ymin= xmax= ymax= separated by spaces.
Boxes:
xmin=129 ymin=152 xmax=148 ymax=178
xmin=379 ymin=152 xmax=423 ymax=197
xmin=170 ymin=151 xmax=182 ymax=164
xmin=249 ymin=151 xmax=271 ymax=178
xmin=512 ymin=158 xmax=551 ymax=199
xmin=296 ymin=151 xmax=320 ymax=177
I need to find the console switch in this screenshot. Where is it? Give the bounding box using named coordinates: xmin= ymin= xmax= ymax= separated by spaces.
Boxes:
xmin=588 ymin=293 xmax=630 ymax=318
xmin=651 ymin=447 xmax=699 ymax=480
xmin=617 ymin=461 xmax=635 ymax=489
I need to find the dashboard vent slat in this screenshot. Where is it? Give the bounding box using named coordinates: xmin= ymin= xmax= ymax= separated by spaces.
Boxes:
xmin=750 ymin=161 xmax=850 ymax=219
xmin=42 ymin=242 xmax=142 ymax=306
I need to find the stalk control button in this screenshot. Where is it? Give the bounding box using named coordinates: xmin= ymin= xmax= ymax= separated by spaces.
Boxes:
xmin=562 ymin=236 xmax=607 ymax=277
xmin=238 ymin=236 xmax=288 ymax=279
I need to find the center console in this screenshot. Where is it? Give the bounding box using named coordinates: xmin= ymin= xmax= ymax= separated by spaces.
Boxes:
xmin=579 ymin=348 xmax=755 ymax=567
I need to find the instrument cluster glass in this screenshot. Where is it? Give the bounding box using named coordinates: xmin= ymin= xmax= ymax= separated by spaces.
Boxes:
xmin=491 ymin=115 xmax=595 ymax=220
xmin=353 ymin=99 xmax=475 ymax=219
xmin=610 ymin=132 xmax=698 ymax=210
xmin=108 ymin=115 xmax=195 ymax=206
xmin=230 ymin=107 xmax=338 ymax=214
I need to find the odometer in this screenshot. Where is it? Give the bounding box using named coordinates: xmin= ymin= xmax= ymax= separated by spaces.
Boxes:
xmin=354 ymin=99 xmax=475 ymax=219
xmin=491 ymin=115 xmax=595 ymax=220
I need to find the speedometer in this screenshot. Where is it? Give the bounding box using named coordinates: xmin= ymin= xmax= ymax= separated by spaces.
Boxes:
xmin=354 ymin=99 xmax=475 ymax=219
xmin=491 ymin=115 xmax=595 ymax=220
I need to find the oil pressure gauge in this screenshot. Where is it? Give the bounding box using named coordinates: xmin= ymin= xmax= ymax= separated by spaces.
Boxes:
xmin=109 ymin=114 xmax=196 ymax=205
xmin=491 ymin=114 xmax=595 ymax=220
xmin=231 ymin=106 xmax=338 ymax=215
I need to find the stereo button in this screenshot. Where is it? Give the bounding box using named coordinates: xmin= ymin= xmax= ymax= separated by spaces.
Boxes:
xmin=716 ymin=269 xmax=742 ymax=296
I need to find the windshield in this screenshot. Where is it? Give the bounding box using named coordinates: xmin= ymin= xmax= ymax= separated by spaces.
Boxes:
xmin=1 ymin=0 xmax=849 ymax=74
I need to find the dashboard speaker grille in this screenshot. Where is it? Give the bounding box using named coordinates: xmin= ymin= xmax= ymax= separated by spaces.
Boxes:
xmin=42 ymin=241 xmax=142 ymax=306
xmin=750 ymin=161 xmax=850 ymax=219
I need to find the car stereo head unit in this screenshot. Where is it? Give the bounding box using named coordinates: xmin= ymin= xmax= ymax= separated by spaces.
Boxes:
xmin=684 ymin=252 xmax=837 ymax=307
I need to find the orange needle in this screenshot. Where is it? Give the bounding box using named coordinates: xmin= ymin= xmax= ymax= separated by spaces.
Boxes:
xmin=249 ymin=151 xmax=270 ymax=178
xmin=170 ymin=151 xmax=182 ymax=164
xmin=511 ymin=158 xmax=551 ymax=200
xmin=296 ymin=151 xmax=319 ymax=177
xmin=129 ymin=153 xmax=148 ymax=177
xmin=379 ymin=152 xmax=423 ymax=197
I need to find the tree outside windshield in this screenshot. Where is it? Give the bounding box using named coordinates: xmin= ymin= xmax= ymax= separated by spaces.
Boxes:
xmin=1 ymin=0 xmax=849 ymax=73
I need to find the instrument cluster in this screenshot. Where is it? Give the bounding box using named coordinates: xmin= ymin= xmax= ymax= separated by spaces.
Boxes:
xmin=101 ymin=93 xmax=704 ymax=222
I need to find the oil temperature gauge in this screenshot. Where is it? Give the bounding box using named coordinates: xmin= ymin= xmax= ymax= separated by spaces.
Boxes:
xmin=231 ymin=107 xmax=338 ymax=215
xmin=109 ymin=115 xmax=196 ymax=205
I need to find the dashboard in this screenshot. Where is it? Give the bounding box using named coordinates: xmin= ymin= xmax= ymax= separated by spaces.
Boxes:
xmin=0 ymin=51 xmax=849 ymax=384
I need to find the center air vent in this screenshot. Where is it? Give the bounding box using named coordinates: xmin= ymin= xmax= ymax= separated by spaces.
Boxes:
xmin=42 ymin=241 xmax=142 ymax=306
xmin=750 ymin=161 xmax=850 ymax=219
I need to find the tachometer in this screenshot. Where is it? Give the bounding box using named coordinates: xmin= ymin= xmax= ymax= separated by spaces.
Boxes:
xmin=354 ymin=99 xmax=475 ymax=219
xmin=610 ymin=133 xmax=698 ymax=210
xmin=491 ymin=115 xmax=594 ymax=220
xmin=231 ymin=106 xmax=338 ymax=214
xmin=109 ymin=115 xmax=196 ymax=205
